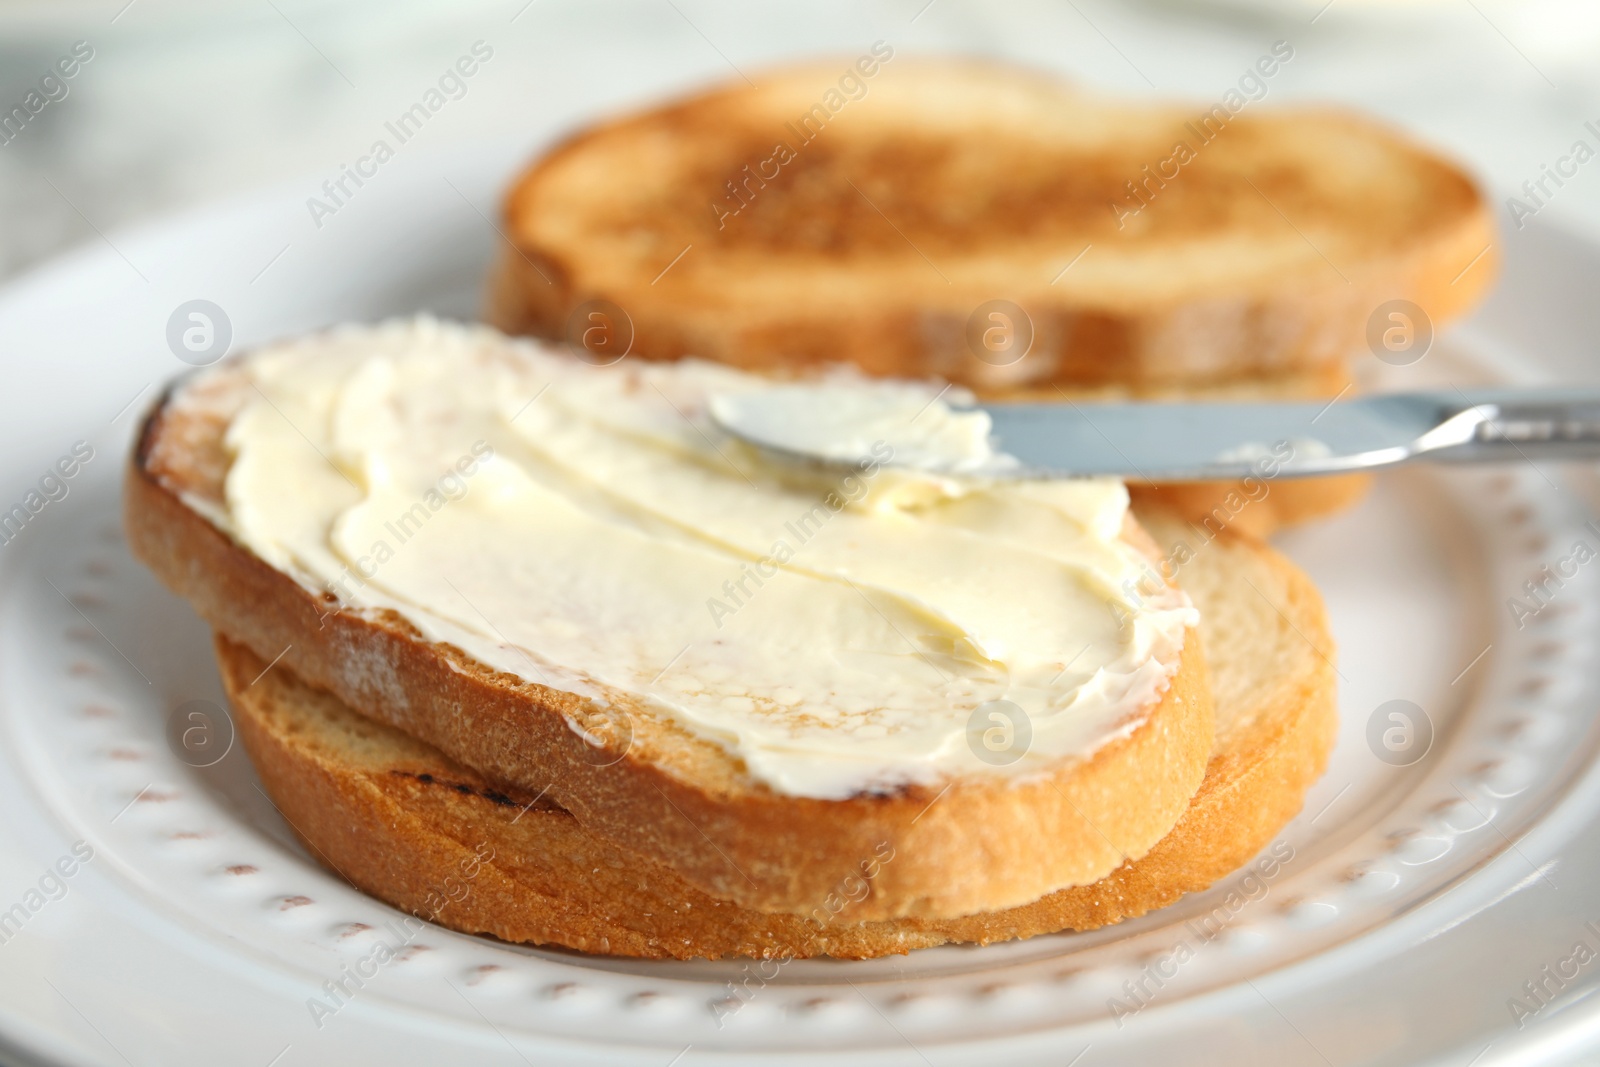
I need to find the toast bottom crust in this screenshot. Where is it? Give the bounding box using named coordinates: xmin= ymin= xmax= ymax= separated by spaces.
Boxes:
xmin=217 ymin=516 xmax=1336 ymax=960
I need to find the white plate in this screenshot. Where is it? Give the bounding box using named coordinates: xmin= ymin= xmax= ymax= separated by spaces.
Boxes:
xmin=4 ymin=138 xmax=1600 ymax=1067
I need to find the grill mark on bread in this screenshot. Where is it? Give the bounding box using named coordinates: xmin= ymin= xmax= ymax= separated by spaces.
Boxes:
xmin=387 ymin=769 xmax=566 ymax=815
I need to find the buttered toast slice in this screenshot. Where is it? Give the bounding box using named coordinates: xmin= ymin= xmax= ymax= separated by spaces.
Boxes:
xmin=126 ymin=319 xmax=1213 ymax=921
xmin=489 ymin=58 xmax=1493 ymax=399
xmin=215 ymin=508 xmax=1334 ymax=959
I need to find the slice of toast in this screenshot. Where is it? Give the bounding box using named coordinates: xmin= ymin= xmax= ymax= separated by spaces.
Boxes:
xmin=125 ymin=325 xmax=1214 ymax=921
xmin=216 ymin=508 xmax=1335 ymax=959
xmin=489 ymin=58 xmax=1494 ymax=531
xmin=490 ymin=58 xmax=1493 ymax=396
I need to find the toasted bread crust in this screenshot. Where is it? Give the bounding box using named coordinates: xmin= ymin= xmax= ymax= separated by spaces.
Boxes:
xmin=127 ymin=364 xmax=1213 ymax=921
xmin=218 ymin=509 xmax=1334 ymax=958
xmin=489 ymin=60 xmax=1495 ymax=400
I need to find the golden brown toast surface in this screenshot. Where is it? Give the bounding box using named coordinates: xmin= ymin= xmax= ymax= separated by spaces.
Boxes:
xmin=493 ymin=58 xmax=1495 ymax=395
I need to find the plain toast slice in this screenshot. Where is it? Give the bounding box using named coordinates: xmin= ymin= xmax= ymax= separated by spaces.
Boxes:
xmin=489 ymin=59 xmax=1490 ymax=530
xmin=490 ymin=59 xmax=1494 ymax=397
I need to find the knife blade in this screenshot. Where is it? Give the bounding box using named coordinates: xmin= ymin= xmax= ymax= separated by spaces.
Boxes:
xmin=713 ymin=387 xmax=1600 ymax=482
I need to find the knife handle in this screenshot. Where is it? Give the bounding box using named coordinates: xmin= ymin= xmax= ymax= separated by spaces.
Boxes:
xmin=1437 ymin=391 xmax=1600 ymax=462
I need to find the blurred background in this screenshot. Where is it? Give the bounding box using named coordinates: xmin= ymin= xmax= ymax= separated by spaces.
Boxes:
xmin=1 ymin=0 xmax=1599 ymax=284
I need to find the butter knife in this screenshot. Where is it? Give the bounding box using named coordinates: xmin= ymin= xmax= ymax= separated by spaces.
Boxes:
xmin=713 ymin=387 xmax=1600 ymax=482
